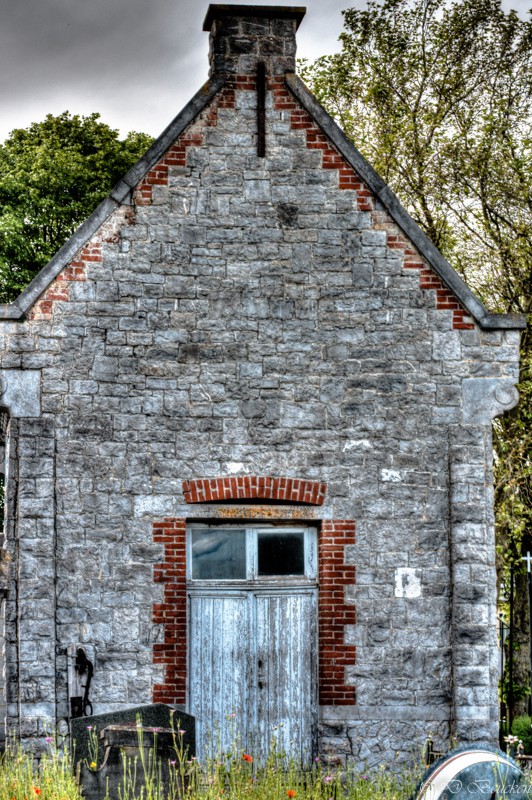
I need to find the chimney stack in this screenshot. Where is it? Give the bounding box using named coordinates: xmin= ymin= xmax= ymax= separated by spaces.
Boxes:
xmin=203 ymin=4 xmax=306 ymax=77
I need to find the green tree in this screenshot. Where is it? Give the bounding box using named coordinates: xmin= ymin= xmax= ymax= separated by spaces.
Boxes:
xmin=0 ymin=112 xmax=153 ymax=302
xmin=302 ymin=0 xmax=532 ymax=715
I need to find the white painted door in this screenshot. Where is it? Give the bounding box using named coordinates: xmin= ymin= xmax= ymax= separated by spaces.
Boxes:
xmin=188 ymin=592 xmax=250 ymax=756
xmin=187 ymin=526 xmax=318 ymax=764
xmin=255 ymin=589 xmax=317 ymax=764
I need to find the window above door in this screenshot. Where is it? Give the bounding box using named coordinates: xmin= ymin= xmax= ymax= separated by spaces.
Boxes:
xmin=187 ymin=525 xmax=317 ymax=583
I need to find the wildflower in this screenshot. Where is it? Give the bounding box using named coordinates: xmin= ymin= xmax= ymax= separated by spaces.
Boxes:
xmin=314 ymin=757 xmax=320 ymax=763
xmin=361 ymin=775 xmax=367 ymax=781
xmin=323 ymin=776 xmax=333 ymax=783
xmin=170 ymin=760 xmax=176 ymax=766
xmin=45 ymin=736 xmax=53 ymax=744
xmin=179 ymin=729 xmax=186 ymax=734
xmin=33 ymin=790 xmax=41 ymax=796
xmin=287 ymin=791 xmax=296 ymax=798
xmin=87 ymin=725 xmax=93 ymax=730
xmin=90 ymin=761 xmax=97 ymax=769
xmin=242 ymin=753 xmax=253 ymax=763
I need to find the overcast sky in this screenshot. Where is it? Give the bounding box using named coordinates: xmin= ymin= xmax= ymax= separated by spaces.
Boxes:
xmin=0 ymin=0 xmax=354 ymax=143
xmin=0 ymin=0 xmax=530 ymax=144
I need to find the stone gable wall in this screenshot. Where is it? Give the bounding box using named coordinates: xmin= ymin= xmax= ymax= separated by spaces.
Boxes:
xmin=0 ymin=70 xmax=521 ymax=764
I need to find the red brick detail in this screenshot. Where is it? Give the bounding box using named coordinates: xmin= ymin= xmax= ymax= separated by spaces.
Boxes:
xmin=319 ymin=520 xmax=356 ymax=705
xmin=134 ymin=87 xmax=235 ymax=206
xmin=270 ymin=78 xmax=374 ymax=212
xmin=182 ymin=476 xmax=327 ymax=505
xmin=152 ymin=517 xmax=187 ymax=705
xmin=268 ymin=78 xmax=475 ymax=331
xmin=28 ymin=243 xmax=97 ymax=321
xmin=229 ymin=75 xmax=256 ymax=91
xmin=387 ymin=234 xmax=475 ymax=329
xmin=135 ymin=74 xmax=474 ymax=331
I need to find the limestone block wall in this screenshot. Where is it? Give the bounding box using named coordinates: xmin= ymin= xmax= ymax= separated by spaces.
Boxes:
xmin=0 ymin=6 xmax=523 ymax=765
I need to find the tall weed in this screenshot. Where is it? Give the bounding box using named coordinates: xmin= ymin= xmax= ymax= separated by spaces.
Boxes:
xmin=0 ymin=728 xmax=419 ymax=800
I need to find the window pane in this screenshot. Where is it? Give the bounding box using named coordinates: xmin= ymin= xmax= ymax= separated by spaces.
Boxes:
xmin=258 ymin=533 xmax=304 ymax=576
xmin=191 ymin=529 xmax=246 ymax=579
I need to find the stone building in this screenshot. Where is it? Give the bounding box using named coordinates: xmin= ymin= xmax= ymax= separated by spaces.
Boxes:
xmin=0 ymin=3 xmax=525 ymax=766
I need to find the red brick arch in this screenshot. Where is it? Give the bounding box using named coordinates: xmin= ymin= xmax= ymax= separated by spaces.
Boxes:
xmin=182 ymin=476 xmax=327 ymax=505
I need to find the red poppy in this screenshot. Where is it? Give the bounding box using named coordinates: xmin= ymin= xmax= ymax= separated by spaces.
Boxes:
xmin=242 ymin=754 xmax=253 ymax=763
xmin=287 ymin=791 xmax=296 ymax=798
xmin=33 ymin=791 xmax=42 ymax=796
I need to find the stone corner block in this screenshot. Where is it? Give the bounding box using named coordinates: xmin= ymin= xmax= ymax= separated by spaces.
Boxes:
xmin=462 ymin=378 xmax=519 ymax=424
xmin=0 ymin=370 xmax=41 ymax=417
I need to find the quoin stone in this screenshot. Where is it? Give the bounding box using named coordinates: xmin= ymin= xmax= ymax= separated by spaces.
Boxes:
xmin=0 ymin=3 xmax=525 ymax=767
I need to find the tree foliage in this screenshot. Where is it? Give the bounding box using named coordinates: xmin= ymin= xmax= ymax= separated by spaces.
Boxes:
xmin=0 ymin=112 xmax=153 ymax=302
xmin=301 ymin=0 xmax=532 ymax=303
xmin=302 ymin=0 xmax=532 ymax=711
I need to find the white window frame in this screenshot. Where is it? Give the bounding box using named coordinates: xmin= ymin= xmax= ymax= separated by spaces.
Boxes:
xmin=186 ymin=524 xmax=317 ymax=585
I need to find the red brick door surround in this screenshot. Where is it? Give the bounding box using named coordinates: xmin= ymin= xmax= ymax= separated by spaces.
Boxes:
xmin=152 ymin=478 xmax=356 ymax=708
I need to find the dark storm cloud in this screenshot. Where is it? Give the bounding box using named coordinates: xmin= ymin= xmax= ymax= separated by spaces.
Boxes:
xmin=1 ymin=0 xmax=529 ymax=142
xmin=0 ymin=0 xmax=352 ymax=140
xmin=0 ymin=0 xmax=208 ymax=139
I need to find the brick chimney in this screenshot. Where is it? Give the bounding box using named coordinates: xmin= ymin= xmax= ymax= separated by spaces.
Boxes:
xmin=203 ymin=4 xmax=306 ymax=77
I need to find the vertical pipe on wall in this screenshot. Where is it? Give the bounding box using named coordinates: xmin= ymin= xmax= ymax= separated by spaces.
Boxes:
xmin=446 ymin=431 xmax=457 ymax=743
xmin=4 ymin=418 xmax=20 ymax=737
xmin=509 ymin=565 xmax=514 ymax=731
xmin=257 ymin=62 xmax=266 ymax=158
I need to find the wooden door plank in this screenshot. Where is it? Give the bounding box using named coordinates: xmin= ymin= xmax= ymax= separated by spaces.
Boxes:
xmin=189 ymin=592 xmax=249 ymax=760
xmin=255 ymin=589 xmax=317 ymax=764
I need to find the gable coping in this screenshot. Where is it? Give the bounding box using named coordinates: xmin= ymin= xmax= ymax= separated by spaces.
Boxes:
xmin=0 ymin=67 xmax=525 ymax=333
xmin=285 ymin=73 xmax=526 ymax=332
xmin=0 ymin=75 xmax=225 ymax=321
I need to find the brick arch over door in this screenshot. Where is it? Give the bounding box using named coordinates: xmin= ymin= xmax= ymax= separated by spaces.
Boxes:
xmin=182 ymin=476 xmax=327 ymax=505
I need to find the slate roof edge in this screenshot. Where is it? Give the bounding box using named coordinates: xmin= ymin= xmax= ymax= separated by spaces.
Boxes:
xmin=285 ymin=73 xmax=527 ymax=332
xmin=0 ymin=75 xmax=225 ymax=322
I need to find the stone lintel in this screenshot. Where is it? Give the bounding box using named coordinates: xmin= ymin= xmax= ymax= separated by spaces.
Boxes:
xmin=134 ymin=497 xmax=334 ymax=521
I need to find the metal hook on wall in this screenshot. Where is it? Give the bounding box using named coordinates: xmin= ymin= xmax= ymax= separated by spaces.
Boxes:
xmin=67 ymin=644 xmax=94 ymax=719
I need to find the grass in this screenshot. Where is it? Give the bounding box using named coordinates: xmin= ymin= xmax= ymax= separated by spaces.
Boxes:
xmin=0 ymin=736 xmax=82 ymax=800
xmin=0 ymin=729 xmax=419 ymax=800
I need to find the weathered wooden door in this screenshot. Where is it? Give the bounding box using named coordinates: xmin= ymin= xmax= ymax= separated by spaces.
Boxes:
xmin=254 ymin=589 xmax=317 ymax=763
xmin=187 ymin=526 xmax=318 ymax=763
